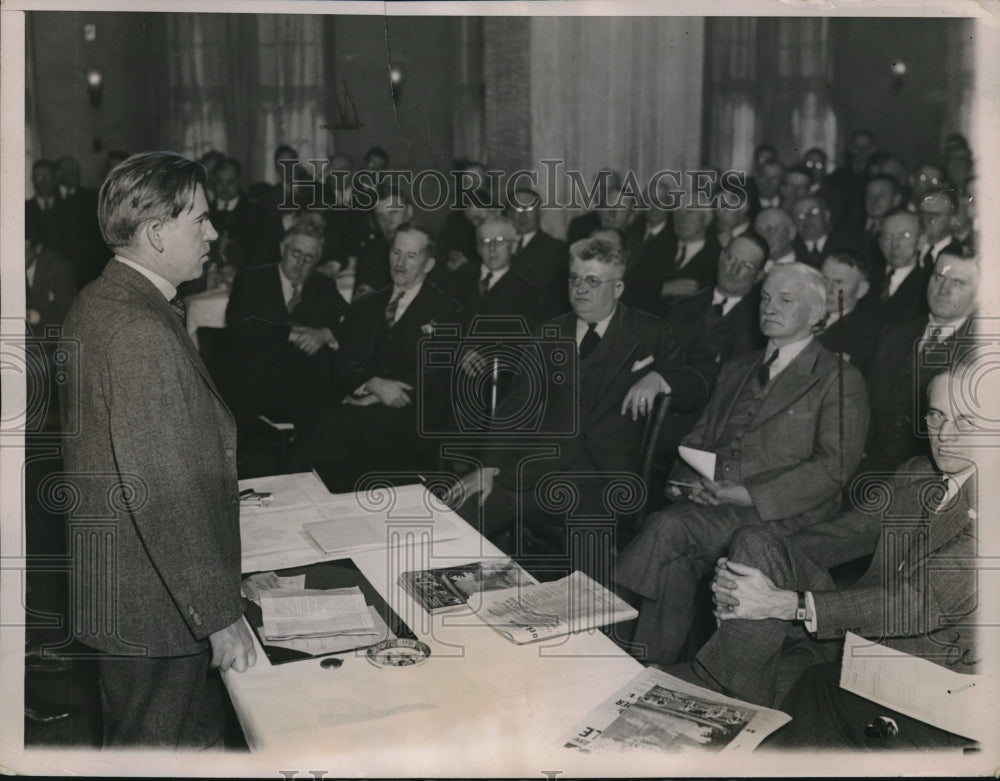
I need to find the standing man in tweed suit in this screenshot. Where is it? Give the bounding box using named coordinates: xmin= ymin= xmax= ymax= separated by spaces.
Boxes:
xmin=61 ymin=152 xmax=256 ymax=747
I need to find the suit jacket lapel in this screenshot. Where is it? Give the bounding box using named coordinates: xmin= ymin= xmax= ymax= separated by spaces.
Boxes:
xmin=748 ymin=340 xmax=823 ymax=430
xmin=590 ymin=306 xmax=640 ymax=419
xmin=929 ymin=473 xmax=977 ymax=554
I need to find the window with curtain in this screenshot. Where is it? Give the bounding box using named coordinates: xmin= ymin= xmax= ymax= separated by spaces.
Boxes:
xmin=162 ymin=13 xmax=330 ymax=183
xmin=703 ymin=18 xmax=836 ymax=173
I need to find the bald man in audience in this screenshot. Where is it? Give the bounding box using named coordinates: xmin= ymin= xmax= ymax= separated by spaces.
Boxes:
xmin=687 ymin=362 xmax=985 ymax=750
xmin=615 ymin=263 xmax=869 ymax=666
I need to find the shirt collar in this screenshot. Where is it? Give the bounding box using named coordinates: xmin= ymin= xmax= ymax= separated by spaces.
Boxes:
xmin=925 ymin=314 xmax=969 ymax=341
xmin=116 ymin=256 xmax=176 ymax=301
xmin=764 ymin=334 xmax=813 ymax=378
xmin=519 ymin=229 xmax=537 ymax=247
xmin=480 ymin=265 xmax=509 ymax=288
xmin=730 ymin=221 xmax=749 ymax=238
xmin=645 ymin=220 xmax=667 ymax=238
xmin=576 ymin=306 xmax=617 ymax=342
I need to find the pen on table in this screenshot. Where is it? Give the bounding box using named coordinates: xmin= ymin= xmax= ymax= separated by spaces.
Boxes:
xmin=239 ymin=488 xmax=256 ymax=497
xmin=947 ymin=682 xmax=976 ymax=694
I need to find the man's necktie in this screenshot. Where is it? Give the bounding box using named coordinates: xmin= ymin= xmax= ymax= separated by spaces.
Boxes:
xmin=880 ymin=273 xmax=893 ymax=302
xmin=168 ymin=294 xmax=186 ymax=321
xmin=675 ymin=243 xmax=687 ymax=267
xmin=579 ymin=322 xmax=600 ymax=360
xmin=479 ymin=271 xmax=493 ymax=297
xmin=712 ymin=298 xmax=728 ymax=317
xmin=757 ymin=349 xmax=779 ymax=386
xmin=384 ymin=290 xmax=404 ymax=327
xmin=287 ymin=283 xmax=302 ymax=314
xmin=921 ymin=247 xmax=935 ymax=270
xmin=516 ymin=236 xmax=525 ymax=255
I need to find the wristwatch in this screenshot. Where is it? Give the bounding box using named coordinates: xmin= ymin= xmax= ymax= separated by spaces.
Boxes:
xmin=795 ymin=591 xmax=808 ymax=623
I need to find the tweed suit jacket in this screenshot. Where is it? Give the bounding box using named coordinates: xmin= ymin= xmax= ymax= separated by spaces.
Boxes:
xmin=61 ymin=260 xmax=243 ymax=656
xmin=813 ymin=457 xmax=978 ymax=668
xmin=673 ymin=338 xmax=870 ymax=522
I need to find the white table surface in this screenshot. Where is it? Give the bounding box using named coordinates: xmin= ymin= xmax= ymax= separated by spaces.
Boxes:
xmin=224 ymin=472 xmax=660 ymax=774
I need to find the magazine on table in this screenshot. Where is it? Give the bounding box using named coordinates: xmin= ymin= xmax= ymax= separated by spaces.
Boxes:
xmin=399 ymin=557 xmax=536 ymax=614
xmin=563 ymin=666 xmax=791 ymax=754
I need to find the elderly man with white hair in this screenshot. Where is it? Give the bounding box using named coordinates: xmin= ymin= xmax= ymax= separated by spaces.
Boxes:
xmin=615 ymin=262 xmax=870 ymax=666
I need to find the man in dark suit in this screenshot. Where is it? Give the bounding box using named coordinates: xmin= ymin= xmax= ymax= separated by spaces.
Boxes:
xmin=916 ymin=189 xmax=963 ymax=271
xmin=816 ymin=250 xmax=880 ymax=374
xmin=615 ymin=263 xmax=870 ymax=665
xmin=872 ymin=210 xmax=930 ymax=325
xmin=207 ymin=157 xmax=261 ymax=271
xmin=25 ymin=160 xmax=63 ymax=255
xmin=853 ymin=173 xmax=903 ymax=288
xmin=507 ymin=187 xmax=570 ymax=318
xmin=446 ymin=237 xmax=714 ymax=581
xmin=289 ymin=223 xmax=464 ymax=490
xmin=691 ymin=365 xmax=982 ymax=749
xmin=455 ymin=215 xmax=540 ymax=328
xmin=56 ymin=155 xmax=108 ymax=290
xmin=860 ymin=249 xmax=979 ymax=476
xmin=353 ymin=183 xmax=414 ymax=298
xmin=754 ymin=207 xmax=805 ymax=273
xmin=25 ymin=226 xmax=75 ymax=335
xmin=747 ymin=159 xmax=784 ymax=223
xmin=789 ymin=194 xmax=851 ymax=269
xmin=60 ymin=152 xmax=255 ymax=747
xmin=224 ymin=219 xmax=349 ymax=430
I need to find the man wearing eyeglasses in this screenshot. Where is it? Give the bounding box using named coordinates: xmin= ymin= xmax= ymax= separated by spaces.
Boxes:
xmin=789 ymin=194 xmax=849 ymax=270
xmin=446 ymin=237 xmax=713 ymax=580
xmin=684 ymin=363 xmax=984 ymax=749
xmin=860 ymin=249 xmax=979 ymax=476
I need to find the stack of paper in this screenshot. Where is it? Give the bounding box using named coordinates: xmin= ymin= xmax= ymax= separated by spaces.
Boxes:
xmin=260 ymin=587 xmax=378 ymax=642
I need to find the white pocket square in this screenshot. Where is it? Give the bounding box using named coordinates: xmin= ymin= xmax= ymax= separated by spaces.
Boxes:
xmin=631 ymin=355 xmax=654 ymax=372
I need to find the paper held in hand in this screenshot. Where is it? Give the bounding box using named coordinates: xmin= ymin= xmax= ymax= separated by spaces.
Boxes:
xmin=563 ymin=666 xmax=790 ymax=754
xmin=671 ymin=445 xmax=717 ymax=489
xmin=475 ymin=571 xmax=637 ymax=644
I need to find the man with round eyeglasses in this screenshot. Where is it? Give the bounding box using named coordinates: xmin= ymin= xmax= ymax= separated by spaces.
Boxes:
xmin=874 ymin=209 xmax=930 ymax=324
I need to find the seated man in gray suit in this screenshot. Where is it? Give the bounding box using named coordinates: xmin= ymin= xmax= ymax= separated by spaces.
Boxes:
xmin=692 ymin=363 xmax=985 ymax=750
xmin=615 ymin=263 xmax=869 ymax=666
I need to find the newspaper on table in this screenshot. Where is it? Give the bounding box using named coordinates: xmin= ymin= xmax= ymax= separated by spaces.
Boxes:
xmin=563 ymin=666 xmax=790 ymax=754
xmin=259 ymin=586 xmax=378 ymax=641
xmin=475 ymin=570 xmax=637 ymax=644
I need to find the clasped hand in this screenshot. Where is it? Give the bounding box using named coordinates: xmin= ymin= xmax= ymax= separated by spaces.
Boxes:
xmin=711 ymin=557 xmax=794 ymax=622
xmin=289 ymin=326 xmax=338 ymax=356
xmin=669 ymin=478 xmax=753 ymax=507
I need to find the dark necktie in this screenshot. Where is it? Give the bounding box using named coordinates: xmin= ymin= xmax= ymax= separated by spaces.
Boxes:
xmin=921 ymin=247 xmax=935 ymax=270
xmin=168 ymin=294 xmax=186 ymax=321
xmin=384 ymin=290 xmax=404 ymax=327
xmin=712 ymin=298 xmax=728 ymax=317
xmin=479 ymin=271 xmax=493 ymax=297
xmin=287 ymin=283 xmax=302 ymax=314
xmin=516 ymin=236 xmax=526 ymax=255
xmin=808 ymin=242 xmax=821 ymax=267
xmin=757 ymin=349 xmax=779 ymax=386
xmin=880 ymin=272 xmax=894 ymax=302
xmin=579 ymin=322 xmax=600 ymax=360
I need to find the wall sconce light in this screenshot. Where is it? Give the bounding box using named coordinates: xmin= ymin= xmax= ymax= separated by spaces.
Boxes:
xmin=891 ymin=60 xmax=906 ymax=94
xmin=389 ymin=64 xmax=404 ymax=102
xmin=86 ymin=67 xmax=104 ymax=107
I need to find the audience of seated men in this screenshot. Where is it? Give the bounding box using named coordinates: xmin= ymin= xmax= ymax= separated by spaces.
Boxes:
xmin=683 ymin=364 xmax=984 ymax=750
xmin=614 ymin=262 xmax=870 ymax=666
xmin=815 ymin=251 xmax=880 ymax=374
xmin=860 ymin=248 xmax=979 ymax=475
xmin=869 ymin=209 xmax=930 ymax=324
xmin=288 ymin=223 xmax=463 ymax=491
xmin=223 ymin=219 xmax=349 ymax=432
xmin=506 ymin=187 xmax=570 ymax=319
xmin=445 ymin=237 xmax=715 ymax=582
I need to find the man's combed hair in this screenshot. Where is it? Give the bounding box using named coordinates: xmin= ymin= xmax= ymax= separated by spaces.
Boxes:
xmin=98 ymin=151 xmax=207 ymax=250
xmin=395 ymin=222 xmax=436 ymax=259
xmin=569 ymin=237 xmax=625 ymax=270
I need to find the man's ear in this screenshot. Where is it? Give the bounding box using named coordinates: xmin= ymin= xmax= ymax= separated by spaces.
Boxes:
xmin=857 ymin=280 xmax=870 ymax=301
xmin=423 ymin=255 xmax=436 ymax=275
xmin=144 ymin=219 xmax=165 ymax=253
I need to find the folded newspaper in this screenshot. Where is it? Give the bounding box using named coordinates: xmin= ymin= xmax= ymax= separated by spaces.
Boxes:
xmin=475 ymin=571 xmax=637 ymax=644
xmin=260 ymin=586 xmax=379 ymax=641
xmin=399 ymin=558 xmax=535 ymax=614
xmin=564 ymin=666 xmax=790 ymax=753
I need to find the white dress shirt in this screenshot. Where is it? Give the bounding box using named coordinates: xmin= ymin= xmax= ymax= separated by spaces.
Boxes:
xmin=886 ymin=262 xmax=917 ymax=297
xmin=479 ymin=265 xmax=509 ymax=292
xmin=116 ymin=256 xmax=176 ymax=301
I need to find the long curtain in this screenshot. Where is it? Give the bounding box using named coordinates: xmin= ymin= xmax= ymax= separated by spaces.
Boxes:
xmin=162 ymin=13 xmax=329 ymax=183
xmin=530 ymin=16 xmax=706 ymax=239
xmin=25 ymin=13 xmax=43 ymax=197
xmin=704 ymin=18 xmax=836 ymax=173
